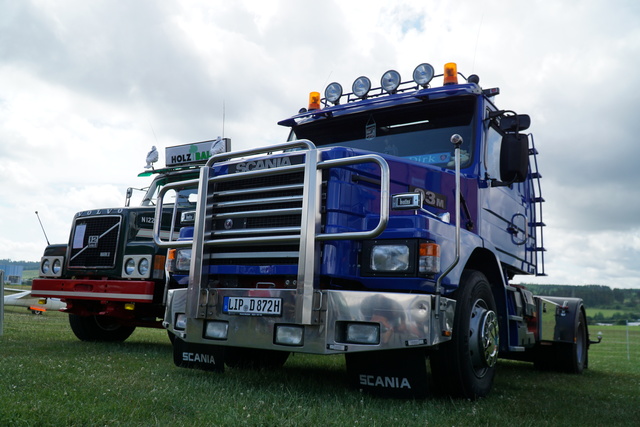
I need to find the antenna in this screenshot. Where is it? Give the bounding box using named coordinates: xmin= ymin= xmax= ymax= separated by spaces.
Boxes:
xmin=35 ymin=211 xmax=50 ymax=246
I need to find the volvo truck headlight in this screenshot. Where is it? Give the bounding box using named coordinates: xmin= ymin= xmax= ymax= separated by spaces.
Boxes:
xmin=138 ymin=257 xmax=150 ymax=276
xmin=123 ymin=255 xmax=153 ymax=278
xmin=41 ymin=259 xmax=50 ymax=275
xmin=52 ymin=258 xmax=62 ymax=275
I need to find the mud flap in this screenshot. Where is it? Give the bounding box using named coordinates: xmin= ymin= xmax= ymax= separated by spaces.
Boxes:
xmin=345 ymin=349 xmax=429 ymax=399
xmin=172 ymin=337 xmax=225 ymax=373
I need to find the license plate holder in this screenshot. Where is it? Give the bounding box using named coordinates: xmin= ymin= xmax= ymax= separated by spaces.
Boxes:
xmin=223 ymin=296 xmax=282 ymax=316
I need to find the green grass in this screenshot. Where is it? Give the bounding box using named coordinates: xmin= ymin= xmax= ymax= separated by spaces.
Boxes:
xmin=1 ymin=308 xmax=639 ymax=426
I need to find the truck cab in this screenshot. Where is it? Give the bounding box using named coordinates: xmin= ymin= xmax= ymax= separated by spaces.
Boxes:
xmin=31 ymin=139 xmax=229 ymax=341
xmin=157 ymin=64 xmax=591 ymax=399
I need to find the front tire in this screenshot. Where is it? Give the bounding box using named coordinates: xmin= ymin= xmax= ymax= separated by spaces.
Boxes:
xmin=69 ymin=314 xmax=136 ymax=342
xmin=430 ymin=270 xmax=499 ymax=399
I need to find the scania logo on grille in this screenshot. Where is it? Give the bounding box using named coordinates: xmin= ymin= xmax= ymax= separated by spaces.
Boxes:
xmin=224 ymin=219 xmax=234 ymax=230
xmin=88 ymin=236 xmax=99 ymax=248
xmin=228 ymin=154 xmax=304 ymax=173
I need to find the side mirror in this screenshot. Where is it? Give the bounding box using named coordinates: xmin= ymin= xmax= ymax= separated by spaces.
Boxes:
xmin=500 ymin=133 xmax=529 ymax=183
xmin=499 ymin=114 xmax=530 ymax=132
xmin=125 ymin=187 xmax=133 ymax=207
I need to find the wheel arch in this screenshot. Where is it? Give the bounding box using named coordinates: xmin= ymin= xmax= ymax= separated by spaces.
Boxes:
xmin=463 ymin=247 xmax=510 ymax=351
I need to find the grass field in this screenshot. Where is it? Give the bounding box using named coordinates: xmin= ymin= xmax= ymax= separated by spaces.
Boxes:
xmin=1 ymin=308 xmax=639 ymax=426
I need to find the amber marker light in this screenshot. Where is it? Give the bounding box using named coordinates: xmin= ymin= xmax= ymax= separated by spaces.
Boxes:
xmin=443 ymin=62 xmax=458 ymax=85
xmin=419 ymin=242 xmax=441 ymax=275
xmin=308 ymin=91 xmax=321 ymax=110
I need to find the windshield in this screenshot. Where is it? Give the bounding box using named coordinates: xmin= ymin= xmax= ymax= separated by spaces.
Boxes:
xmin=141 ymin=175 xmax=198 ymax=208
xmin=290 ymin=96 xmax=476 ymax=168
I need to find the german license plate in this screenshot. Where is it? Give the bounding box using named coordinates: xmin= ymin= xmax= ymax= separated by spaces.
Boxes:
xmin=223 ymin=296 xmax=282 ymax=316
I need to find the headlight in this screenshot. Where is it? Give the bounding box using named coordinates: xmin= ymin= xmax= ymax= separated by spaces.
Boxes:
xmin=41 ymin=259 xmax=51 ymax=275
xmin=125 ymin=258 xmax=136 ymax=275
xmin=176 ymin=249 xmax=192 ymax=271
xmin=52 ymin=259 xmax=62 ymax=275
xmin=122 ymin=255 xmax=152 ymax=278
xmin=371 ymin=244 xmax=410 ymax=272
xmin=138 ymin=257 xmax=150 ymax=275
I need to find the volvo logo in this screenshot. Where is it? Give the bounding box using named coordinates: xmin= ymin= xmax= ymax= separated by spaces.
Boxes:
xmin=224 ymin=219 xmax=234 ymax=230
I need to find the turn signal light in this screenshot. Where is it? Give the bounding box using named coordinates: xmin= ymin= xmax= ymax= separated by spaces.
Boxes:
xmin=419 ymin=242 xmax=440 ymax=275
xmin=443 ymin=62 xmax=458 ymax=85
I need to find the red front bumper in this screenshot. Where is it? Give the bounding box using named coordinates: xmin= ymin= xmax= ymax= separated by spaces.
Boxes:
xmin=32 ymin=278 xmax=156 ymax=303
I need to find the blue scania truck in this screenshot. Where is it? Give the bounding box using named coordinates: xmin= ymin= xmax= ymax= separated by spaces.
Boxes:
xmin=154 ymin=62 xmax=595 ymax=399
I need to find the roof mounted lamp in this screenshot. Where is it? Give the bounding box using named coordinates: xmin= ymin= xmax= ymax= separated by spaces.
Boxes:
xmin=325 ymin=82 xmax=343 ymax=105
xmin=413 ymin=63 xmax=435 ymax=88
xmin=381 ymin=69 xmax=401 ymax=94
xmin=443 ymin=62 xmax=458 ymax=85
xmin=352 ymin=76 xmax=371 ymax=99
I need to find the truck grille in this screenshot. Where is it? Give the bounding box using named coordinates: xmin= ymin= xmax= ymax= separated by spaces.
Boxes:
xmin=68 ymin=215 xmax=122 ymax=269
xmin=206 ymin=169 xmax=308 ymax=265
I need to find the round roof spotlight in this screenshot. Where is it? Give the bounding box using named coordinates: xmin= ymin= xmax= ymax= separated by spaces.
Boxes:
xmin=413 ymin=63 xmax=435 ymax=87
xmin=381 ymin=70 xmax=401 ymax=93
xmin=325 ymin=82 xmax=343 ymax=105
xmin=352 ymin=76 xmax=372 ymax=99
xmin=468 ymin=74 xmax=480 ymax=84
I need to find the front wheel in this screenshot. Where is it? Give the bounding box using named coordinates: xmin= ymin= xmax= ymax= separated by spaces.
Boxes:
xmin=69 ymin=314 xmax=136 ymax=342
xmin=430 ymin=270 xmax=499 ymax=399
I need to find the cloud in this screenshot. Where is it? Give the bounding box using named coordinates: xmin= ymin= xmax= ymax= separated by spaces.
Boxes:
xmin=0 ymin=0 xmax=639 ymax=289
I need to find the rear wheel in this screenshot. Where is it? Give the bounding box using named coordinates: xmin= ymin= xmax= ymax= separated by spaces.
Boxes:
xmin=69 ymin=314 xmax=136 ymax=342
xmin=430 ymin=270 xmax=499 ymax=399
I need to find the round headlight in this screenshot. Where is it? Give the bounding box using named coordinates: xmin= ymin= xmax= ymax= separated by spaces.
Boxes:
xmin=41 ymin=259 xmax=51 ymax=275
xmin=381 ymin=70 xmax=401 ymax=93
xmin=52 ymin=259 xmax=62 ymax=275
xmin=324 ymin=82 xmax=343 ymax=104
xmin=413 ymin=63 xmax=434 ymax=87
xmin=352 ymin=76 xmax=371 ymax=99
xmin=125 ymin=258 xmax=136 ymax=275
xmin=138 ymin=257 xmax=150 ymax=276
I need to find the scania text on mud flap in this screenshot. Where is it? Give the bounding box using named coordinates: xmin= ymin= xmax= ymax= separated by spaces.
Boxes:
xmin=31 ymin=139 xmax=230 ymax=342
xmin=156 ymin=63 xmax=598 ymax=399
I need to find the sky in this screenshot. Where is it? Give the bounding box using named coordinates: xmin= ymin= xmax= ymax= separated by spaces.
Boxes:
xmin=1 ymin=0 xmax=639 ymax=288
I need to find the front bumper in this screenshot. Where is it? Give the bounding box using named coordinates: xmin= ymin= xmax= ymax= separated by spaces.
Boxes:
xmin=31 ymin=278 xmax=156 ymax=303
xmin=165 ymin=288 xmax=455 ymax=354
